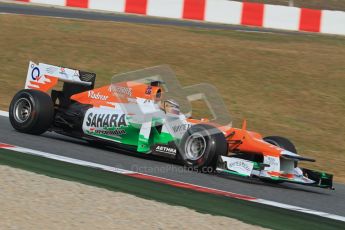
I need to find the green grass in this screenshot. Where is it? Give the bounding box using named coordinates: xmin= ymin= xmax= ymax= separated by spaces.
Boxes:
xmin=0 ymin=14 xmax=345 ymax=182
xmin=0 ymin=148 xmax=344 ymax=230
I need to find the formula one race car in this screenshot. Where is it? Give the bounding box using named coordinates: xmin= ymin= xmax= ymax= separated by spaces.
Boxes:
xmin=9 ymin=61 xmax=334 ymax=189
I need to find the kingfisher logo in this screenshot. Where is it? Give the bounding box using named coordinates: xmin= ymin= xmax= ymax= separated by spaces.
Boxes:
xmin=88 ymin=91 xmax=109 ymax=101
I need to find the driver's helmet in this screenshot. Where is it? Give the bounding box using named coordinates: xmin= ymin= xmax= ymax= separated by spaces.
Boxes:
xmin=163 ymin=99 xmax=180 ymax=115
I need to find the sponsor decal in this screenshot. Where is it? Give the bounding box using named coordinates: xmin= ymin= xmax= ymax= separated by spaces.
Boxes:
xmin=152 ymin=144 xmax=177 ymax=159
xmin=263 ymin=156 xmax=280 ymax=171
xmin=265 ymin=156 xmax=279 ymax=167
xmin=109 ymin=85 xmax=132 ymax=97
xmin=228 ymin=161 xmax=252 ymax=172
xmin=221 ymin=156 xmax=254 ymax=176
xmin=88 ymin=91 xmax=109 ymax=101
xmin=155 ymin=145 xmax=177 ymax=155
xmin=145 ymin=86 xmax=152 ymax=95
xmin=31 ymin=67 xmax=41 ymax=81
xmin=92 ymin=129 xmax=126 ymax=136
xmin=73 ymin=70 xmax=80 ymax=77
xmin=46 ymin=66 xmax=58 ymax=75
xmin=85 ymin=113 xmax=127 ymax=128
xmin=59 ymin=67 xmax=67 ymax=76
xmin=172 ymin=124 xmax=192 ymax=133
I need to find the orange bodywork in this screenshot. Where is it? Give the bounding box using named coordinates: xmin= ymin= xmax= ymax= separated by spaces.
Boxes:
xmin=71 ymin=82 xmax=162 ymax=108
xmin=225 ymin=127 xmax=282 ymax=157
xmin=188 ymin=119 xmax=283 ymax=158
xmin=27 ymin=75 xmax=58 ymax=92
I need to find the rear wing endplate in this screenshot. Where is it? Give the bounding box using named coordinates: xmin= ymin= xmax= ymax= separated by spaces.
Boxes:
xmin=25 ymin=61 xmax=92 ymax=92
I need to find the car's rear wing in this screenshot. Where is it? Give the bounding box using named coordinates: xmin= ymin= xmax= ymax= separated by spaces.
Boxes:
xmin=25 ymin=61 xmax=94 ymax=92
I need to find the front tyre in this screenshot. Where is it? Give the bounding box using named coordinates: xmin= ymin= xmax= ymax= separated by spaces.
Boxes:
xmin=263 ymin=136 xmax=297 ymax=154
xmin=9 ymin=89 xmax=54 ymax=135
xmin=179 ymin=124 xmax=228 ymax=171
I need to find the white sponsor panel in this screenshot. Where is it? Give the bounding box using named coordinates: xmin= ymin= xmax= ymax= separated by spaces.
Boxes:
xmin=147 ymin=0 xmax=183 ymax=19
xmin=263 ymin=156 xmax=280 ymax=172
xmin=89 ymin=0 xmax=126 ymax=13
xmin=83 ymin=107 xmax=128 ymax=137
xmin=321 ymin=10 xmax=345 ymax=35
xmin=39 ymin=63 xmax=84 ymax=83
xmin=30 ymin=0 xmax=65 ymax=6
xmin=263 ymin=5 xmax=300 ymax=31
xmin=221 ymin=156 xmax=254 ymax=176
xmin=205 ymin=0 xmax=242 ymax=25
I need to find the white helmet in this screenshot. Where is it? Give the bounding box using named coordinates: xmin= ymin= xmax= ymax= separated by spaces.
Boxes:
xmin=163 ymin=99 xmax=180 ymax=115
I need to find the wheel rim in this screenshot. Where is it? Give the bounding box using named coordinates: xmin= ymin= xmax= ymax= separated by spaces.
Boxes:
xmin=13 ymin=98 xmax=32 ymax=123
xmin=184 ymin=133 xmax=206 ymax=160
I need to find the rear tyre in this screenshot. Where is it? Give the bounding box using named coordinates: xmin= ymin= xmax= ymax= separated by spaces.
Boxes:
xmin=9 ymin=89 xmax=54 ymax=135
xmin=179 ymin=124 xmax=228 ymax=171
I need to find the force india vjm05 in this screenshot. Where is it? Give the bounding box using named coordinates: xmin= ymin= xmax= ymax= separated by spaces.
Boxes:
xmin=9 ymin=62 xmax=334 ymax=189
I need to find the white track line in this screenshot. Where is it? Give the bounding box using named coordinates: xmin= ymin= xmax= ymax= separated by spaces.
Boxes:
xmin=0 ymin=110 xmax=8 ymax=117
xmin=0 ymin=110 xmax=344 ymax=222
xmin=254 ymin=199 xmax=345 ymax=221
xmin=2 ymin=144 xmax=133 ymax=174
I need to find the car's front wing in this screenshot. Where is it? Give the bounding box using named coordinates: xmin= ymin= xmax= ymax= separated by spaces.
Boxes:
xmin=216 ymin=156 xmax=334 ymax=189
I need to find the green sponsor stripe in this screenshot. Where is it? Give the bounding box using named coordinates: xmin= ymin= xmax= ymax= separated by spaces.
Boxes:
xmin=0 ymin=149 xmax=344 ymax=230
xmin=217 ymin=168 xmax=251 ymax=177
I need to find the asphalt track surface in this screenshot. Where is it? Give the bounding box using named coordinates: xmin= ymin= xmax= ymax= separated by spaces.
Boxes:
xmin=1 ymin=1 xmax=345 ymax=218
xmin=1 ymin=115 xmax=345 ymax=217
